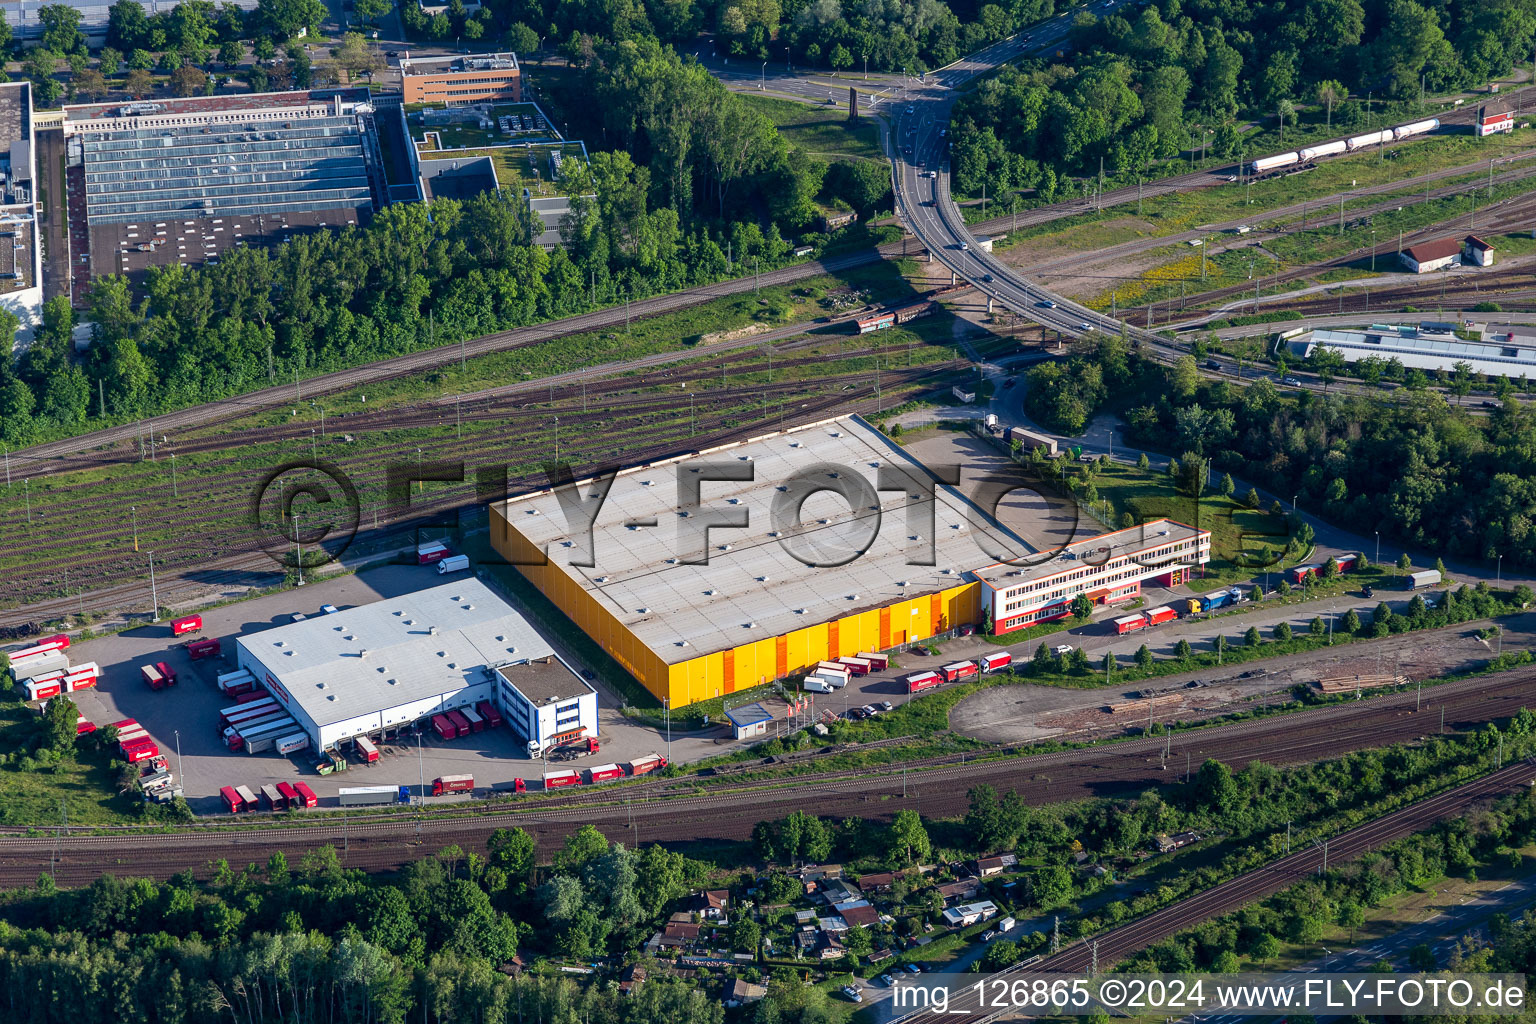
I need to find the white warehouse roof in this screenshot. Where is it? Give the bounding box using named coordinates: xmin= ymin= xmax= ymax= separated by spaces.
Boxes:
xmin=1291 ymin=325 xmax=1536 ymax=378
xmin=238 ymin=579 xmax=556 ymax=729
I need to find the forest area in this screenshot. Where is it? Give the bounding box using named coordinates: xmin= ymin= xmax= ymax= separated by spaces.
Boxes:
xmin=1023 ymin=334 xmax=1536 ymax=569
xmin=949 ymin=0 xmax=1536 ymax=197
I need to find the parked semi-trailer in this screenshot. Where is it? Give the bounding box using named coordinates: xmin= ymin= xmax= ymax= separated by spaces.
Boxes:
xmin=460 ymin=706 xmax=485 ymax=732
xmin=1114 ymin=613 xmax=1149 ymax=635
xmin=431 ymin=714 xmax=455 ymax=740
xmin=261 ymin=784 xmax=286 ymax=811
xmin=13 ymin=652 xmax=69 ymax=682
xmin=276 ymin=781 xmax=302 ymax=807
xmin=1406 ymin=569 xmax=1442 ymax=589
xmin=1189 ymin=587 xmax=1244 ymax=613
xmin=544 ymin=769 xmax=581 ymax=790
xmin=837 ymin=656 xmax=872 ymax=676
xmin=807 ymin=671 xmax=847 ymax=690
xmin=981 ymin=652 xmax=1012 ymax=672
xmin=416 ymin=541 xmax=450 ymax=565
xmin=221 ymin=786 xmax=249 ymax=813
xmin=220 ymin=697 xmax=277 ymax=728
xmin=217 ymin=669 xmax=256 ymax=696
xmin=814 ymin=662 xmax=852 ymax=682
xmin=291 ymin=782 xmax=319 ymax=807
xmin=1144 ymin=605 xmax=1178 ymax=626
xmin=276 ymin=733 xmax=310 ymax=755
xmin=907 ymin=670 xmax=941 ymax=693
xmin=63 ymin=664 xmax=99 ymax=692
xmin=75 ymin=715 xmax=96 ymax=736
xmin=184 ymin=637 xmax=221 ymax=660
xmin=354 ymin=736 xmax=380 ymax=763
xmin=225 ymin=710 xmax=288 ymax=741
xmin=24 ymin=675 xmax=64 ymax=701
xmin=447 ymin=709 xmax=472 ymax=737
xmin=141 ymin=664 xmax=169 ymax=690
xmin=476 ymin=700 xmax=503 ymax=728
xmin=432 ymin=774 xmax=475 ymax=796
xmin=9 ymin=634 xmax=70 ymax=663
xmin=857 ymin=651 xmax=890 ymax=671
xmin=339 ymin=785 xmax=410 ymax=806
xmin=586 ymin=763 xmax=623 ymax=783
xmin=171 ymin=615 xmax=203 ymax=636
xmin=240 ymin=718 xmax=301 ymax=754
xmin=938 ymin=660 xmax=978 ymax=683
xmin=626 ymin=754 xmax=667 ymax=776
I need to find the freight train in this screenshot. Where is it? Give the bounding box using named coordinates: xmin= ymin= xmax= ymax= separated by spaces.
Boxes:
xmin=1248 ymin=119 xmax=1440 ymax=177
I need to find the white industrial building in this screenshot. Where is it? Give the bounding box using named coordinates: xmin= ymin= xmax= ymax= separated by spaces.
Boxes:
xmin=234 ymin=578 xmax=594 ymax=753
xmin=1399 ymin=237 xmax=1464 ymax=274
xmin=494 ymin=658 xmax=598 ymax=754
xmin=1283 ymin=323 xmax=1536 ymax=380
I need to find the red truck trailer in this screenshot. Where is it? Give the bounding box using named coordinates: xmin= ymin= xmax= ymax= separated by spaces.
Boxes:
xmin=431 ymin=774 xmax=474 ymax=796
xmin=141 ymin=664 xmax=168 ymax=690
xmin=836 ymin=656 xmax=872 ymax=676
xmin=416 ymin=541 xmax=451 ymax=564
xmin=234 ymin=785 xmax=258 ymax=810
xmin=122 ymin=740 xmax=161 ymax=763
xmin=981 ymin=652 xmax=1012 ymax=672
xmin=184 ymin=637 xmax=221 ymax=660
xmin=24 ymin=675 xmax=64 ymax=701
xmin=459 ymin=706 xmax=485 ymax=732
xmin=291 ymin=782 xmax=318 ymax=808
xmin=221 ymin=698 xmax=278 ymax=730
xmin=544 ymin=769 xmax=581 ymax=790
xmin=856 ymin=651 xmax=890 ymax=671
xmin=446 ymin=710 xmax=472 ymax=738
xmin=1114 ymin=613 xmax=1149 ymax=635
xmin=906 ymin=670 xmax=941 ymax=693
xmin=171 ymin=615 xmax=203 ymax=636
xmin=1144 ymin=605 xmax=1178 ymax=626
xmin=476 ymin=700 xmax=503 ymax=728
xmin=261 ymin=784 xmax=286 ymax=811
xmin=938 ymin=661 xmax=978 ymax=683
xmin=10 ymin=634 xmax=70 ymax=663
xmin=1334 ymin=554 xmax=1358 ymax=573
xmin=353 ymin=736 xmax=380 ymax=764
xmin=626 ymin=754 xmax=667 ymax=776
xmin=221 ymin=786 xmax=247 ymax=813
xmin=276 ymin=781 xmax=301 ymax=807
xmin=585 ymin=763 xmax=623 ymax=783
xmin=75 ymin=716 xmax=96 ymax=736
xmin=63 ymin=663 xmax=99 ymax=692
xmin=431 ymin=714 xmax=455 ymax=740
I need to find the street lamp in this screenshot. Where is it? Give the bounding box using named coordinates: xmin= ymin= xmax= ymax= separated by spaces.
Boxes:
xmin=664 ymin=697 xmax=671 ymax=764
xmin=131 ymin=505 xmax=139 ymax=552
xmin=170 ymin=453 xmax=178 ymax=499
xmin=147 ymin=550 xmax=159 ymax=622
xmin=1497 ymin=553 xmax=1503 ymax=588
xmin=863 ymin=53 xmax=868 ymax=80
xmin=292 ymin=512 xmax=305 ymax=586
xmin=1374 ymin=531 xmax=1379 ymax=566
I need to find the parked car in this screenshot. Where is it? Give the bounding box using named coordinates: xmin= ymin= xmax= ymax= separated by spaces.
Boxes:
xmin=841 ymin=986 xmax=863 ymax=1003
xmin=1052 ymin=644 xmax=1074 ymax=656
xmin=1282 ymin=376 xmax=1303 ymax=387
xmin=879 ymin=974 xmax=896 ymax=987
xmin=860 ymin=704 xmax=881 ymax=717
xmin=846 ymin=708 xmax=868 ymax=721
xmin=1204 ymin=359 xmax=1221 ymax=370
xmin=981 ymin=273 xmax=993 ymax=282
xmin=1363 ymin=585 xmax=1374 ymax=598
xmin=879 ymin=701 xmax=894 ymax=712
xmin=905 ymin=963 xmax=923 ymax=974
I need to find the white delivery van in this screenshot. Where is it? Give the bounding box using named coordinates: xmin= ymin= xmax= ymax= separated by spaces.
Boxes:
xmin=437 ymin=554 xmax=471 ymax=574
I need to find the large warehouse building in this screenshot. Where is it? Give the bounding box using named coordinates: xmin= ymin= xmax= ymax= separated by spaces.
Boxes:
xmin=61 ymin=89 xmax=386 ymax=292
xmin=234 ymin=579 xmax=596 ymax=754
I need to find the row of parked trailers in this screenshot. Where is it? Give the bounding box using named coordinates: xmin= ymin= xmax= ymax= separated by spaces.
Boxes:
xmin=540 ymin=753 xmax=668 ymax=791
xmin=802 ymin=651 xmax=892 ymax=692
xmin=214 ymin=683 xmax=309 ymax=755
xmin=1112 ymin=604 xmax=1180 ymax=634
xmin=1289 ymin=553 xmax=1358 ymax=585
xmin=23 ymin=661 xmax=100 ymax=701
xmin=1249 ymin=119 xmax=1440 ymax=175
xmin=111 ymin=717 xmax=162 ymax=763
xmin=222 ymin=781 xmax=319 ymax=813
xmin=905 ymin=652 xmax=1011 ymax=693
xmin=431 ymin=700 xmax=503 ymax=740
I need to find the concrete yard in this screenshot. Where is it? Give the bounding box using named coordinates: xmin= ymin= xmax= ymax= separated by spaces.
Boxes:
xmin=59 ymin=564 xmax=719 ymax=815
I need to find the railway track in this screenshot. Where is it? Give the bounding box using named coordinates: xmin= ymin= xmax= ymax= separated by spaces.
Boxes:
xmin=888 ymin=761 xmax=1536 ymax=1024
xmin=3 ymin=662 xmax=1530 ymax=886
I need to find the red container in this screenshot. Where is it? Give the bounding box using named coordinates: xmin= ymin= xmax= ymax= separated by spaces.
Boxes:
xmin=626 ymin=754 xmax=667 ymax=776
xmin=220 ymin=785 xmax=246 ymax=813
xmin=171 ymin=615 xmax=203 ymax=636
xmin=836 ymin=657 xmax=872 ymax=676
xmin=431 ymin=774 xmax=474 ymax=796
xmin=1334 ymin=554 xmax=1357 ymax=573
xmin=122 ymin=740 xmax=161 ymax=763
xmin=291 ymin=782 xmax=318 ymax=808
xmin=236 ymin=689 xmax=270 ymax=704
xmin=544 ymin=769 xmax=581 ymax=790
xmin=856 ymin=651 xmax=890 ymax=671
xmin=446 ymin=710 xmax=471 ymax=738
xmin=155 ymin=661 xmax=177 ymax=686
xmin=906 ymin=671 xmax=940 ymax=693
xmin=184 ymin=637 xmax=221 ymax=660
xmin=416 ymin=541 xmax=450 ymax=565
xmin=141 ymin=664 xmax=168 ymax=690
xmin=476 ymin=700 xmax=503 ymax=728
xmin=431 ymin=714 xmax=455 ymax=740
xmin=1114 ymin=614 xmax=1149 ymax=635
xmin=276 ymin=781 xmax=301 ymax=807
xmin=513 ymin=777 xmax=526 ymax=794
xmin=585 ymin=763 xmax=623 ymax=784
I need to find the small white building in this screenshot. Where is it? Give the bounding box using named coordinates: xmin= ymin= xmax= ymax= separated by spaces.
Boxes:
xmin=942 ymin=900 xmax=999 ymax=927
xmin=1464 ymin=235 xmax=1495 ymax=267
xmin=1400 ymin=237 xmax=1463 ymax=274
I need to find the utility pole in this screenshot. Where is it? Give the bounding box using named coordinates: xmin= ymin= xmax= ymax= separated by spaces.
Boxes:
xmin=170 ymin=453 xmax=178 ymax=499
xmin=147 ymin=550 xmax=159 ymax=621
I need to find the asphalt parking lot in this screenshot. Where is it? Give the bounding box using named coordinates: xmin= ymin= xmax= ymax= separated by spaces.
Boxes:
xmin=60 ymin=563 xmax=713 ymax=815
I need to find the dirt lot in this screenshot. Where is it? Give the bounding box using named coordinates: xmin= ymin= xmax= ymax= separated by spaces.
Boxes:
xmin=948 ymin=610 xmax=1532 ymax=745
